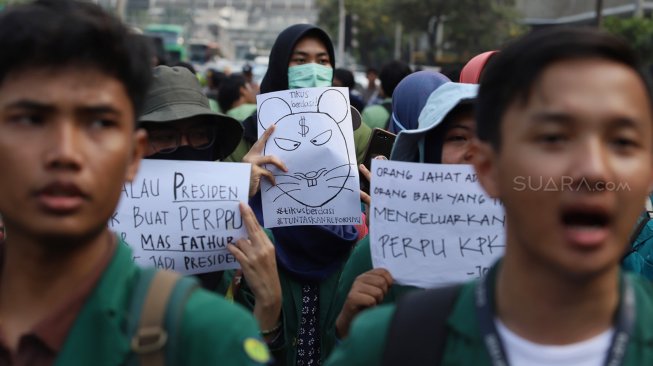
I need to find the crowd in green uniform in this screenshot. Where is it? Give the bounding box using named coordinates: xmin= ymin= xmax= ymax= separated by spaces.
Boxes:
xmin=3 ymin=1 xmax=653 ymax=365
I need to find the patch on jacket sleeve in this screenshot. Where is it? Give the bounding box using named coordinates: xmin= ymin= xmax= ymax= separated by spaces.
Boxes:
xmin=243 ymin=337 xmax=271 ymax=364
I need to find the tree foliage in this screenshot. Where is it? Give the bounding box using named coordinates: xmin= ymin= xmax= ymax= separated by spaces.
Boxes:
xmin=438 ymin=0 xmax=524 ymax=60
xmin=317 ymin=0 xmax=523 ymax=67
xmin=317 ymin=0 xmax=395 ymax=68
xmin=603 ymin=16 xmax=653 ymax=66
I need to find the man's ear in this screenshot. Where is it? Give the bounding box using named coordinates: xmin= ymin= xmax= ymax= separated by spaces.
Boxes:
xmin=125 ymin=128 xmax=148 ymax=182
xmin=472 ymin=139 xmax=500 ymax=199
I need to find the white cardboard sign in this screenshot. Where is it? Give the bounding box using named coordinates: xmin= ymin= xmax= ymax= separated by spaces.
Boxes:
xmin=256 ymin=87 xmax=362 ymax=228
xmin=109 ymin=159 xmax=251 ymax=275
xmin=370 ymin=160 xmax=505 ymax=288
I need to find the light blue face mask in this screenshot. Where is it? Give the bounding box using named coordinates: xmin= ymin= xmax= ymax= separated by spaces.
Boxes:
xmin=288 ymin=63 xmax=333 ymax=89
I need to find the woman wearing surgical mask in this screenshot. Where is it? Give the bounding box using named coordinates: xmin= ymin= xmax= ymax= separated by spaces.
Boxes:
xmin=219 ymin=24 xmax=363 ymax=366
xmin=225 ymin=25 xmax=372 ymax=164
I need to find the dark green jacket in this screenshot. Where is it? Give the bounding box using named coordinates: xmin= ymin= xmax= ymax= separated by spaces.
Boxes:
xmin=53 ymin=240 xmax=268 ymax=366
xmin=220 ymin=266 xmax=342 ymax=366
xmin=622 ymin=195 xmax=653 ymax=280
xmin=326 ymin=272 xmax=653 ymax=366
xmin=335 ymin=236 xmax=419 ymax=313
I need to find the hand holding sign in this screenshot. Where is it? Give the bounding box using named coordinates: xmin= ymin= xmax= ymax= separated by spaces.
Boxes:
xmin=370 ymin=160 xmax=506 ymax=288
xmin=336 ymin=268 xmax=393 ymax=338
xmin=228 ymin=202 xmax=282 ymax=333
xmin=243 ymin=124 xmax=288 ymax=198
xmin=110 ymin=160 xmax=250 ymax=275
xmin=256 ymin=87 xmax=362 ymax=228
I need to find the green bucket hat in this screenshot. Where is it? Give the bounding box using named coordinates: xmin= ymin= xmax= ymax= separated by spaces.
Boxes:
xmin=139 ymin=66 xmax=243 ymax=160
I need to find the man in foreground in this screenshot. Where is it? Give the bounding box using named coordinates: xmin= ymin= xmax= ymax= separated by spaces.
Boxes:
xmin=0 ymin=1 xmax=268 ymax=364
xmin=327 ymin=27 xmax=653 ymax=365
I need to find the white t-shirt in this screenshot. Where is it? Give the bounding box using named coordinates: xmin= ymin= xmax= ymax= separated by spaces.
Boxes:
xmin=495 ymin=319 xmax=614 ymax=366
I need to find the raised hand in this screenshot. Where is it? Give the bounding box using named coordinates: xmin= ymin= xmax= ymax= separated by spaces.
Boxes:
xmin=335 ymin=268 xmax=393 ymax=338
xmin=243 ymin=125 xmax=288 ymax=198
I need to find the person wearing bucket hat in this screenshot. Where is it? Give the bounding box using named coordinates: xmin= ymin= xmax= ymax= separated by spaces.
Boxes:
xmin=139 ymin=65 xmax=243 ymax=161
xmin=333 ymin=82 xmax=479 ymax=340
xmin=139 ymin=65 xmax=284 ymax=345
xmin=329 ymin=26 xmax=653 ymax=366
xmin=390 ymin=82 xmax=478 ymax=164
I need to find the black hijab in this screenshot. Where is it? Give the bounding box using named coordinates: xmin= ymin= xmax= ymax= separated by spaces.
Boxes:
xmin=260 ymin=24 xmax=336 ymax=94
xmin=243 ymin=24 xmax=336 ymax=143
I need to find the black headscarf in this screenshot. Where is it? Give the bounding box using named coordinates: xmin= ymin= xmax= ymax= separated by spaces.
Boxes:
xmin=243 ymin=24 xmax=336 ymax=143
xmin=260 ymin=24 xmax=336 ymax=93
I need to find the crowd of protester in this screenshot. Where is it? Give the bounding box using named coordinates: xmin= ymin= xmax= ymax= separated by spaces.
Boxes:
xmin=2 ymin=0 xmax=653 ymax=365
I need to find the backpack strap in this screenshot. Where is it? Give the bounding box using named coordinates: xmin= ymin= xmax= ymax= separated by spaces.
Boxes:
xmin=381 ymin=284 xmax=461 ymax=366
xmin=127 ymin=268 xmax=199 ymax=366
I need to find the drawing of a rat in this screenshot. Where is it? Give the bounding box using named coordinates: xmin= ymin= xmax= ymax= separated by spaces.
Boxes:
xmin=258 ymin=89 xmax=355 ymax=208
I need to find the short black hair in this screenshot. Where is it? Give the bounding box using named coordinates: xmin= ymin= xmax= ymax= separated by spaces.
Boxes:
xmin=379 ymin=61 xmax=412 ymax=98
xmin=206 ymin=68 xmax=227 ymax=90
xmin=0 ymin=0 xmax=152 ymax=116
xmin=334 ymin=68 xmax=355 ymax=89
xmin=477 ymin=26 xmax=653 ymax=149
xmin=218 ymin=74 xmax=247 ymax=112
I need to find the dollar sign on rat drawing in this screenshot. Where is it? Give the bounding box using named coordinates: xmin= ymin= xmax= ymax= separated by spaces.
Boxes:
xmin=298 ymin=116 xmax=309 ymax=137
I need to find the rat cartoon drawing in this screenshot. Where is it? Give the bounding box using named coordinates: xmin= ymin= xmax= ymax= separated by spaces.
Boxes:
xmin=258 ymin=89 xmax=356 ymax=208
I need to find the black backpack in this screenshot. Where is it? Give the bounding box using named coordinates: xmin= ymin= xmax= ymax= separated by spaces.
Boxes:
xmin=381 ymin=285 xmax=461 ymax=366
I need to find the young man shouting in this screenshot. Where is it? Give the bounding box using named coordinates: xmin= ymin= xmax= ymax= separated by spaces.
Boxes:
xmin=327 ymin=27 xmax=653 ymax=366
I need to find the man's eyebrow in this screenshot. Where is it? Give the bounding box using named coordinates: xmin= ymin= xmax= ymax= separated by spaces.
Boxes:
xmin=448 ymin=124 xmax=472 ymax=130
xmin=532 ymin=111 xmax=640 ymax=129
xmin=531 ymin=111 xmax=575 ymax=124
xmin=609 ymin=116 xmax=639 ymax=129
xmin=3 ymin=101 xmax=122 ymax=117
xmin=77 ymin=105 xmax=123 ymax=117
xmin=4 ymin=100 xmax=55 ymax=112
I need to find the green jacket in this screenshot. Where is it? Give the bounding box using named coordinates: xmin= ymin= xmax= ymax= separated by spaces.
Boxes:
xmin=622 ymin=194 xmax=653 ymax=280
xmin=220 ymin=266 xmax=342 ymax=366
xmin=227 ymin=103 xmax=258 ymax=122
xmin=335 ymin=236 xmax=418 ymax=314
xmin=53 ymin=240 xmax=268 ymax=366
xmin=326 ymin=273 xmax=653 ymax=366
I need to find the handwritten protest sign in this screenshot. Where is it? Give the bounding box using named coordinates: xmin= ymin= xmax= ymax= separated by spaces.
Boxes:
xmin=370 ymin=160 xmax=505 ymax=288
xmin=256 ymin=86 xmax=361 ymax=228
xmin=109 ymin=159 xmax=250 ymax=275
